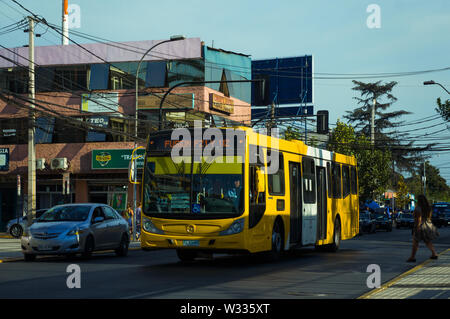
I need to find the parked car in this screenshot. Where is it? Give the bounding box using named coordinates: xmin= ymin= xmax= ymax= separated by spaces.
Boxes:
xmin=444 ymin=209 xmax=450 ymax=226
xmin=395 ymin=211 xmax=414 ymax=229
xmin=372 ymin=208 xmax=392 ymax=232
xmin=432 ymin=203 xmax=449 ymax=228
xmin=6 ymin=209 xmax=48 ymax=238
xmin=21 ymin=203 xmax=130 ymax=261
xmin=359 ymin=211 xmax=376 ymax=233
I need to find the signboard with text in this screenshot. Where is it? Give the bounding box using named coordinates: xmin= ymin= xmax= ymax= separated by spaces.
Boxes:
xmin=81 ymin=92 xmax=119 ymax=113
xmin=138 ymin=93 xmax=194 ymax=110
xmin=0 ymin=148 xmax=9 ymax=171
xmin=209 ymin=93 xmax=234 ymax=114
xmin=92 ymin=149 xmax=145 ymax=170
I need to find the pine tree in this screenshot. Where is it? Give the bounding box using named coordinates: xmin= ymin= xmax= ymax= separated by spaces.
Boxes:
xmin=344 ymin=80 xmax=432 ymax=173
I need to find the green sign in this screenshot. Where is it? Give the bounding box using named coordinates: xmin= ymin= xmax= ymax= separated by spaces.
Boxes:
xmin=92 ymin=149 xmax=145 ymax=170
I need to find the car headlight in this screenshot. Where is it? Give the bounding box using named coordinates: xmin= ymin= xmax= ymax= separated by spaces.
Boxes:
xmin=142 ymin=217 xmax=164 ymax=235
xmin=219 ymin=218 xmax=245 ymax=236
xmin=67 ymin=228 xmax=86 ymax=236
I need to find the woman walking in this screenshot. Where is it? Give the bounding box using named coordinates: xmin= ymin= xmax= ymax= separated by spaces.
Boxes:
xmin=407 ymin=195 xmax=439 ymax=262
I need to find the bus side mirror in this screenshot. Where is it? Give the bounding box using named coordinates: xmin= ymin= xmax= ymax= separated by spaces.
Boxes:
xmin=256 ymin=169 xmax=265 ymax=193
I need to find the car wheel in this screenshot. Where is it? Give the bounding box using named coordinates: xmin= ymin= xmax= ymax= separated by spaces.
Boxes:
xmin=23 ymin=253 xmax=36 ymax=262
xmin=10 ymin=224 xmax=23 ymax=238
xmin=115 ymin=234 xmax=129 ymax=257
xmin=82 ymin=236 xmax=95 ymax=259
xmin=176 ymin=249 xmax=198 ymax=262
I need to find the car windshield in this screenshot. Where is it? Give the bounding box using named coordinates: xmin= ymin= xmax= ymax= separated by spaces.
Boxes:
xmin=402 ymin=213 xmax=413 ymax=219
xmin=360 ymin=213 xmax=370 ymax=219
xmin=433 ymin=204 xmax=449 ymax=214
xmin=38 ymin=206 xmax=91 ymax=222
xmin=373 ymin=212 xmax=387 ymax=219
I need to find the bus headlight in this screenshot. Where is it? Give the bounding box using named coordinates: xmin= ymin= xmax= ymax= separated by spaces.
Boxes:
xmin=142 ymin=217 xmax=165 ymax=235
xmin=219 ymin=218 xmax=245 ymax=236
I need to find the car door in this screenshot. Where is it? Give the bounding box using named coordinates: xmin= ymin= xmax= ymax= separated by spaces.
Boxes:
xmin=102 ymin=206 xmax=122 ymax=248
xmin=90 ymin=206 xmax=108 ymax=249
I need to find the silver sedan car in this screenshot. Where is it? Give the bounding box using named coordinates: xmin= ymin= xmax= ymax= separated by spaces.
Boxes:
xmin=21 ymin=203 xmax=129 ymax=261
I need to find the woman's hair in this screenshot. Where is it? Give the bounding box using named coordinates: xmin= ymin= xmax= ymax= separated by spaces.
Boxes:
xmin=417 ymin=194 xmax=431 ymax=219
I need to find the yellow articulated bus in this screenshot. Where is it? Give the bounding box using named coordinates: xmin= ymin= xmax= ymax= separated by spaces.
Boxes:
xmin=140 ymin=126 xmax=359 ymax=261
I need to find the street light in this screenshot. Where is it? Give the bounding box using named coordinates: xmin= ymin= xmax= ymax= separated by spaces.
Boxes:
xmin=134 ymin=35 xmax=186 ymax=138
xmin=132 ymin=35 xmax=185 ymax=242
xmin=423 ymin=80 xmax=450 ymax=94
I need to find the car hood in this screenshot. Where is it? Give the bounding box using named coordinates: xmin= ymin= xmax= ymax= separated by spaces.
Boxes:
xmin=30 ymin=221 xmax=86 ymax=235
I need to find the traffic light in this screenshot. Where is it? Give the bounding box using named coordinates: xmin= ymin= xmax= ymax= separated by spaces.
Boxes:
xmin=317 ymin=110 xmax=329 ymax=134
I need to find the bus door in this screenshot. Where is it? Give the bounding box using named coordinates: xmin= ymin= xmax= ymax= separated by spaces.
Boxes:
xmin=316 ymin=166 xmax=327 ymax=240
xmin=302 ymin=158 xmax=317 ymax=245
xmin=289 ymin=162 xmax=302 ymax=245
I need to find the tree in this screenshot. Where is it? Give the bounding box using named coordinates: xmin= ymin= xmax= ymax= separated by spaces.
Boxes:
xmin=436 ymin=97 xmax=450 ymax=122
xmin=284 ymin=126 xmax=302 ymax=141
xmin=344 ymin=80 xmax=431 ymax=173
xmin=405 ymin=161 xmax=450 ymax=203
xmin=396 ymin=176 xmax=409 ymax=209
xmin=328 ymin=120 xmax=392 ymax=202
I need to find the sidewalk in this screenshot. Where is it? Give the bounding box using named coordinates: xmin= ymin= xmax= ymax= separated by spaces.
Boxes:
xmin=359 ymin=248 xmax=450 ymax=299
xmin=0 ymin=237 xmax=142 ymax=262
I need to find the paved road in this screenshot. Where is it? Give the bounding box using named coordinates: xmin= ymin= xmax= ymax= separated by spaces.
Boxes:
xmin=0 ymin=227 xmax=448 ymax=299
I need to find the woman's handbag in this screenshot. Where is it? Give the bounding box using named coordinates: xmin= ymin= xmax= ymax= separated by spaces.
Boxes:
xmin=420 ymin=220 xmax=439 ymax=242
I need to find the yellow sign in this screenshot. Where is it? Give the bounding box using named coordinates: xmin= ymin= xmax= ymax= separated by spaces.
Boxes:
xmin=210 ymin=94 xmax=234 ymax=114
xmin=95 ymin=154 xmax=112 ymax=162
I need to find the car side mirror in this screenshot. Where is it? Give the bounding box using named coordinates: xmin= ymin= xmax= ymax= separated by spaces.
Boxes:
xmin=93 ymin=216 xmax=105 ymax=224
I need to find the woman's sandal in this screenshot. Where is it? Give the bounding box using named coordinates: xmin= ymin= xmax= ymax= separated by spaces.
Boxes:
xmin=406 ymin=258 xmax=416 ymax=262
xmin=430 ymin=255 xmax=438 ymax=260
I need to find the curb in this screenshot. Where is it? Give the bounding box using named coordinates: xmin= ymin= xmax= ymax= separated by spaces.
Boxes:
xmin=357 ymin=248 xmax=450 ymax=299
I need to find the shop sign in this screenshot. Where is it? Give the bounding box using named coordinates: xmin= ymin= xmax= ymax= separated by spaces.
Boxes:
xmin=209 ymin=93 xmax=234 ymax=114
xmin=0 ymin=148 xmax=9 ymax=171
xmin=138 ymin=93 xmax=194 ymax=110
xmin=92 ymin=149 xmax=145 ymax=170
xmin=81 ymin=92 xmax=119 ymax=113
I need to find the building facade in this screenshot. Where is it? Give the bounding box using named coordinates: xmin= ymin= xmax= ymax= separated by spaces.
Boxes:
xmin=0 ymin=38 xmax=252 ymax=231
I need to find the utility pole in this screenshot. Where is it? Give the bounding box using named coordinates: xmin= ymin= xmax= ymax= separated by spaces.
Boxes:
xmin=371 ymin=98 xmax=376 ymax=145
xmin=26 ymin=16 xmax=36 ymax=227
xmin=423 ymin=161 xmax=427 ymax=196
xmin=267 ymin=102 xmax=275 ymax=136
xmin=62 ymin=0 xmax=69 ymax=45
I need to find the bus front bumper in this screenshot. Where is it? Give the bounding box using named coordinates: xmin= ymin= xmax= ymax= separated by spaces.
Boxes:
xmin=140 ymin=232 xmax=248 ymax=252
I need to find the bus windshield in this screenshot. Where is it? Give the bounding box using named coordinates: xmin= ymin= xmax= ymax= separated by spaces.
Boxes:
xmin=143 ymin=154 xmax=244 ymax=219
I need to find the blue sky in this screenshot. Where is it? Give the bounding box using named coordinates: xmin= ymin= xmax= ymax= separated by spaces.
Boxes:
xmin=1 ymin=0 xmax=449 ymax=184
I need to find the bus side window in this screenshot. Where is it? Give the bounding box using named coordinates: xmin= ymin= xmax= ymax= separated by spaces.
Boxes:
xmin=327 ymin=162 xmax=332 ymax=198
xmin=350 ymin=166 xmax=358 ymax=195
xmin=332 ymin=162 xmax=342 ymax=198
xmin=302 ymin=157 xmax=316 ymax=203
xmin=342 ymin=165 xmax=350 ymax=198
xmin=267 ymin=151 xmax=285 ymax=196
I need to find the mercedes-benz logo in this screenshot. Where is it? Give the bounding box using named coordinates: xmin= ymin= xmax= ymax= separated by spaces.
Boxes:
xmin=186 ymin=225 xmax=194 ymax=234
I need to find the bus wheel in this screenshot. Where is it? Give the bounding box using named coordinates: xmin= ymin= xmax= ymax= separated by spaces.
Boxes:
xmin=265 ymin=219 xmax=283 ymax=261
xmin=327 ymin=217 xmax=341 ymax=252
xmin=176 ymin=249 xmax=198 ymax=262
